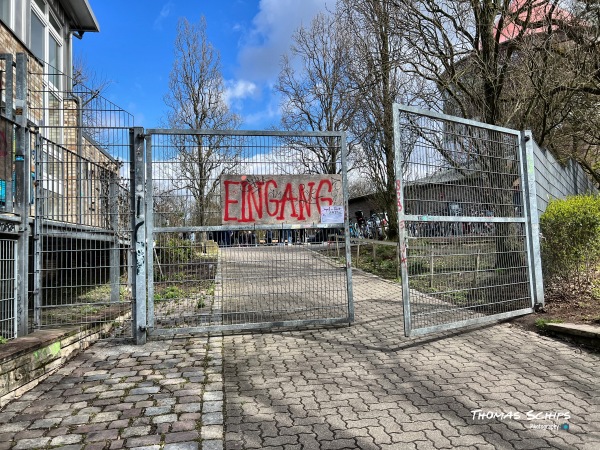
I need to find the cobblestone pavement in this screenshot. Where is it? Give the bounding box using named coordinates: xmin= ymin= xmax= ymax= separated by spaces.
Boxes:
xmin=224 ymin=271 xmax=600 ymax=450
xmin=1 ymin=268 xmax=599 ymax=449
xmin=0 ymin=336 xmax=224 ymax=450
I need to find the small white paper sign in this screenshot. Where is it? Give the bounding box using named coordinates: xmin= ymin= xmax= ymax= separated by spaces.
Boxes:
xmin=320 ymin=205 xmax=344 ymax=224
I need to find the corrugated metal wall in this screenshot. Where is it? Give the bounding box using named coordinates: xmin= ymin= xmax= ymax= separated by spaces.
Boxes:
xmin=533 ymin=142 xmax=598 ymax=216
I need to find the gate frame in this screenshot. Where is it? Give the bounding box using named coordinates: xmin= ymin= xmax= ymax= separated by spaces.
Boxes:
xmin=393 ymin=104 xmax=543 ymax=337
xmin=141 ymin=128 xmax=354 ymax=337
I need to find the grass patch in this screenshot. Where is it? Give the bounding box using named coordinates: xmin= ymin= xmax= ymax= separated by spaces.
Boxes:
xmin=155 ymin=285 xmax=185 ymax=303
xmin=535 ymin=318 xmax=564 ymax=331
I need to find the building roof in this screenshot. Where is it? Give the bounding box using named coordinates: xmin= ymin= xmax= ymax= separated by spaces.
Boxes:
xmin=406 ymin=165 xmax=479 ymax=187
xmin=495 ymin=0 xmax=573 ymax=44
xmin=59 ymin=0 xmax=100 ymax=33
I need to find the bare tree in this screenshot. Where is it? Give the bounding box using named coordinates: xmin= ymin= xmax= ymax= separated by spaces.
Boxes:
xmin=164 ymin=17 xmax=241 ymax=226
xmin=71 ymin=55 xmax=115 ymax=146
xmin=72 ymin=54 xmax=112 ymax=100
xmin=337 ymin=0 xmax=427 ymax=238
xmin=276 ymin=12 xmax=358 ymax=175
xmin=396 ymin=0 xmax=600 ymax=181
xmin=391 ymin=0 xmax=600 ymax=266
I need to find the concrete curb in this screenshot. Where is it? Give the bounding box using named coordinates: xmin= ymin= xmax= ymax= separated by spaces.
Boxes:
xmin=546 ymin=323 xmax=600 ymax=350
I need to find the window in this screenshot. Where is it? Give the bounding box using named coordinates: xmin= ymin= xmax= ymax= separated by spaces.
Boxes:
xmin=30 ymin=0 xmax=63 ymax=88
xmin=48 ymin=93 xmax=62 ymax=144
xmin=31 ymin=12 xmax=45 ymax=60
xmin=0 ymin=0 xmax=10 ymax=26
xmin=33 ymin=0 xmax=46 ymax=12
xmin=31 ymin=0 xmax=65 ymax=145
xmin=49 ymin=35 xmax=60 ymax=86
xmin=40 ymin=141 xmax=63 ymax=220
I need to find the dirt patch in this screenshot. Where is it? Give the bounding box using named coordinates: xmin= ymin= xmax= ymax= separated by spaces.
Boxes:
xmin=509 ymin=284 xmax=600 ymax=333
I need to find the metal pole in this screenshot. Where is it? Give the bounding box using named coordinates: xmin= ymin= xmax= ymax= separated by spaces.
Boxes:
xmin=340 ymin=132 xmax=354 ymax=323
xmin=15 ymin=54 xmax=29 ymax=336
xmin=109 ymin=173 xmax=120 ymax=303
xmin=0 ymin=54 xmax=14 ymax=212
xmin=521 ymin=131 xmax=544 ymax=308
xmin=145 ymin=134 xmax=155 ymax=331
xmin=393 ymin=104 xmax=412 ymax=337
xmin=33 ymin=134 xmax=42 ymax=329
xmin=130 ymin=127 xmax=146 ymax=344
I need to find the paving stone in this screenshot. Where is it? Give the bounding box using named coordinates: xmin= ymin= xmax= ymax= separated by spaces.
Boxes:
xmin=12 ymin=437 xmax=52 ymax=449
xmin=123 ymin=434 xmax=162 ymax=447
xmin=50 ymin=434 xmax=84 ymax=446
xmin=164 ymin=443 xmax=199 ymax=450
xmin=164 ymin=431 xmax=199 ymax=443
xmin=29 ymin=417 xmax=62 ymax=429
xmin=152 ymin=414 xmax=178 ymax=424
xmin=1 ymin=266 xmax=599 ymax=450
xmin=202 ymin=412 xmax=223 ymax=425
xmin=202 ymin=440 xmax=223 ymax=450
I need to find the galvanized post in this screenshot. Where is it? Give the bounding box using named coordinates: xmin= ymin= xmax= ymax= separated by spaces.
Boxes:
xmin=340 ymin=132 xmax=354 ymax=323
xmin=33 ymin=134 xmax=42 ymax=329
xmin=14 ymin=54 xmax=29 ymax=337
xmin=393 ymin=104 xmax=412 ymax=337
xmin=130 ymin=128 xmax=147 ymax=344
xmin=109 ymin=174 xmax=120 ymax=303
xmin=145 ymin=134 xmax=154 ymax=330
xmin=0 ymin=54 xmax=14 ymax=212
xmin=521 ymin=130 xmax=544 ymax=308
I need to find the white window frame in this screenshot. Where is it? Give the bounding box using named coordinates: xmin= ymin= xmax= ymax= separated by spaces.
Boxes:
xmin=31 ymin=0 xmax=65 ymax=144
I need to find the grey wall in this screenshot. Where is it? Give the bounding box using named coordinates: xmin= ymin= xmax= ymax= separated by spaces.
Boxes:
xmin=533 ymin=142 xmax=598 ymax=216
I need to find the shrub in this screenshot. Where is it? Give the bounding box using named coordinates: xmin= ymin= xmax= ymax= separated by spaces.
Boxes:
xmin=158 ymin=237 xmax=195 ymax=265
xmin=540 ymin=195 xmax=600 ymax=287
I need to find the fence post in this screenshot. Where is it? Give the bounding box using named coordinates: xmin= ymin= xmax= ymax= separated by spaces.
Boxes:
xmin=14 ymin=54 xmax=29 ymax=337
xmin=393 ymin=105 xmax=412 ymax=337
xmin=0 ymin=54 xmax=14 ymax=212
xmin=521 ymin=131 xmax=545 ymax=308
xmin=130 ymin=128 xmax=146 ymax=344
xmin=109 ymin=174 xmax=120 ymax=303
xmin=32 ymin=134 xmax=42 ymax=330
xmin=340 ymin=131 xmax=354 ymax=324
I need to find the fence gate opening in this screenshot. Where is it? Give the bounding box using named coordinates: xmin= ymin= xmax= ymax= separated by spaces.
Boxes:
xmin=144 ymin=130 xmax=353 ymax=336
xmin=394 ymin=105 xmax=543 ymax=337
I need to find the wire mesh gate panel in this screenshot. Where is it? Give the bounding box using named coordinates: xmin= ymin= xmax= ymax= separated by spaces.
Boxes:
xmin=394 ymin=105 xmax=538 ymax=337
xmin=146 ymin=130 xmax=353 ymax=335
xmin=0 ymin=239 xmax=16 ymax=340
xmin=30 ymin=62 xmax=135 ymax=337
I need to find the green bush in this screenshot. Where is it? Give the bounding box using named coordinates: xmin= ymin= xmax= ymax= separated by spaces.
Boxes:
xmin=540 ymin=195 xmax=600 ymax=284
xmin=158 ymin=237 xmax=195 ymax=265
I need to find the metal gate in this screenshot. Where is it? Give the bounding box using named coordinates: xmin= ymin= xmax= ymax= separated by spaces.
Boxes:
xmin=144 ymin=130 xmax=353 ymax=336
xmin=394 ymin=105 xmax=543 ymax=337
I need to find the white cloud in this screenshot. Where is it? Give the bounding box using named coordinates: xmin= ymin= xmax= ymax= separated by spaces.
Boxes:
xmin=153 ymin=2 xmax=174 ymax=31
xmin=237 ymin=0 xmax=333 ymax=82
xmin=224 ymin=79 xmax=258 ymax=106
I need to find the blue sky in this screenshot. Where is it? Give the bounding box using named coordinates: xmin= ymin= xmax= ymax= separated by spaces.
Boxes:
xmin=75 ymin=0 xmax=333 ymax=130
